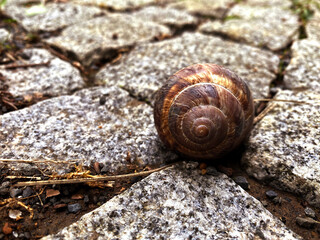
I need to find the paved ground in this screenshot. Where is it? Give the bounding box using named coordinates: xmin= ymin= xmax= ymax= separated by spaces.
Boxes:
xmin=0 ymin=0 xmax=320 ymax=239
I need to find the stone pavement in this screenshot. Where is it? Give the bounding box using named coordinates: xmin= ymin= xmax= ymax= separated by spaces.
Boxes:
xmin=0 ymin=0 xmax=319 ymax=239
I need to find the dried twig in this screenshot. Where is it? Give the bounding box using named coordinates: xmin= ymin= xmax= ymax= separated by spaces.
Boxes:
xmin=254 ymin=102 xmax=277 ymax=125
xmin=2 ymin=61 xmax=50 ymax=69
xmin=14 ymin=163 xmax=175 ymax=187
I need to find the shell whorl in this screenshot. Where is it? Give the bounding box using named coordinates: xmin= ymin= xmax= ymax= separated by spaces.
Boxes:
xmin=154 ymin=64 xmax=254 ymax=159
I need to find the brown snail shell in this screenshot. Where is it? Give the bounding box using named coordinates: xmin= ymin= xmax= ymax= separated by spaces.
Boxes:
xmin=154 ymin=64 xmax=254 ymax=159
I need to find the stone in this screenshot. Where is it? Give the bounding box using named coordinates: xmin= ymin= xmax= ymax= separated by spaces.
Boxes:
xmin=306 ymin=7 xmax=320 ymax=40
xmin=132 ymin=6 xmax=198 ymax=28
xmin=95 ymin=32 xmax=279 ymax=102
xmin=304 ymin=207 xmax=316 ymax=219
xmin=0 ymin=48 xmax=84 ymax=97
xmin=233 ymin=176 xmax=249 ymax=190
xmin=0 ymin=86 xmax=177 ymax=175
xmin=22 ymin=187 xmax=33 ymax=198
xmin=67 ymin=203 xmax=82 ymax=213
xmin=169 ymin=0 xmax=234 ymax=19
xmin=3 ymin=2 xmax=105 ymax=32
xmin=245 ymin=0 xmax=292 ymax=8
xmin=0 ymin=28 xmax=11 ymax=43
xmin=45 ymin=14 xmax=171 ymax=66
xmin=9 ymin=188 xmax=22 ymax=198
xmin=266 ymin=190 xmax=278 ymax=199
xmin=284 ymin=39 xmax=320 ymax=93
xmin=73 ymin=0 xmax=157 ymax=10
xmin=199 ymin=4 xmax=299 ymax=51
xmin=242 ymin=90 xmax=320 ymax=208
xmin=43 ymin=162 xmax=301 ymax=240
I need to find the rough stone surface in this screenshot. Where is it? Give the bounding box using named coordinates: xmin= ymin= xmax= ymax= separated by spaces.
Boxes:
xmin=45 ymin=14 xmax=170 ymax=66
xmin=199 ymin=5 xmax=299 ymax=51
xmin=284 ymin=39 xmax=320 ymax=93
xmin=43 ymin=162 xmax=301 ymax=240
xmin=3 ymin=2 xmax=105 ymax=32
xmin=0 ymin=86 xmax=176 ymax=174
xmin=242 ymin=90 xmax=320 ymax=208
xmin=0 ymin=28 xmax=11 ymax=43
xmin=245 ymin=0 xmax=292 ymax=8
xmin=132 ymin=6 xmax=198 ymax=27
xmin=95 ymin=32 xmax=279 ymax=101
xmin=306 ymin=6 xmax=320 ymax=40
xmin=0 ymin=48 xmax=84 ymax=97
xmin=169 ymin=0 xmax=234 ymax=19
xmin=73 ymin=0 xmax=157 ymax=10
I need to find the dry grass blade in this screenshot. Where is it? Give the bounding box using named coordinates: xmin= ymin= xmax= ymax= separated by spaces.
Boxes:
xmin=14 ymin=163 xmax=176 ymax=187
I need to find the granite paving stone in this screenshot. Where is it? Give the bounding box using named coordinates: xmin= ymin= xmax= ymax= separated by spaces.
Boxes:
xmin=45 ymin=14 xmax=171 ymax=67
xmin=43 ymin=162 xmax=301 ymax=240
xmin=306 ymin=8 xmax=320 ymax=41
xmin=95 ymin=32 xmax=279 ymax=102
xmin=131 ymin=6 xmax=198 ymax=28
xmin=242 ymin=90 xmax=320 ymax=208
xmin=0 ymin=86 xmax=177 ymax=174
xmin=199 ymin=4 xmax=299 ymax=51
xmin=0 ymin=48 xmax=84 ymax=97
xmin=168 ymin=0 xmax=234 ymax=19
xmin=73 ymin=0 xmax=158 ymax=10
xmin=3 ymin=1 xmax=105 ymax=32
xmin=284 ymin=39 xmax=320 ymax=93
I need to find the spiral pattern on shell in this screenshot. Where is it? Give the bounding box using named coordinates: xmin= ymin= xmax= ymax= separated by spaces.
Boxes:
xmin=154 ymin=64 xmax=254 ymax=159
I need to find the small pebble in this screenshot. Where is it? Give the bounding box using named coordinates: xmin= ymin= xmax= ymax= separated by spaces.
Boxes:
xmin=93 ymin=162 xmax=101 ymax=174
xmin=10 ymin=188 xmax=22 ymax=198
xmin=272 ymin=196 xmax=282 ymax=204
xmin=68 ymin=203 xmax=82 ymax=213
xmin=9 ymin=209 xmax=22 ymax=220
xmin=261 ymin=200 xmax=268 ymax=207
xmin=22 ymin=187 xmax=34 ymax=198
xmin=71 ymin=194 xmax=84 ymax=200
xmin=46 ymin=189 xmax=60 ymax=198
xmin=265 ymin=190 xmax=278 ymax=199
xmin=304 ymin=207 xmax=316 ymax=219
xmin=233 ymin=176 xmax=249 ymax=190
xmin=296 ymin=217 xmax=318 ymax=229
xmin=206 ymin=167 xmax=219 ymax=176
xmin=2 ymin=222 xmax=12 ymax=235
xmin=84 ymin=195 xmax=90 ymax=204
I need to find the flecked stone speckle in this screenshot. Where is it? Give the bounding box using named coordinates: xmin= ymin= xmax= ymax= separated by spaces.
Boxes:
xmin=132 ymin=6 xmax=198 ymax=27
xmin=0 ymin=48 xmax=84 ymax=97
xmin=284 ymin=39 xmax=320 ymax=93
xmin=45 ymin=14 xmax=170 ymax=66
xmin=199 ymin=4 xmax=299 ymax=50
xmin=0 ymin=86 xmax=177 ymax=174
xmin=0 ymin=28 xmax=11 ymax=43
xmin=3 ymin=2 xmax=105 ymax=32
xmin=43 ymin=162 xmax=301 ymax=240
xmin=73 ymin=0 xmax=157 ymax=10
xmin=306 ymin=7 xmax=320 ymax=40
xmin=169 ymin=0 xmax=234 ymax=19
xmin=95 ymin=32 xmax=279 ymax=101
xmin=242 ymin=90 xmax=320 ymax=208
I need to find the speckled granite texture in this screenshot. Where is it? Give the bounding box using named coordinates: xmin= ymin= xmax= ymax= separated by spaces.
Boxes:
xmin=199 ymin=4 xmax=299 ymax=50
xmin=284 ymin=39 xmax=320 ymax=93
xmin=43 ymin=162 xmax=301 ymax=240
xmin=0 ymin=48 xmax=84 ymax=97
xmin=242 ymin=90 xmax=320 ymax=208
xmin=45 ymin=14 xmax=171 ymax=66
xmin=95 ymin=32 xmax=279 ymax=101
xmin=4 ymin=2 xmax=105 ymax=32
xmin=73 ymin=0 xmax=157 ymax=10
xmin=168 ymin=0 xmax=234 ymax=19
xmin=0 ymin=86 xmax=177 ymax=174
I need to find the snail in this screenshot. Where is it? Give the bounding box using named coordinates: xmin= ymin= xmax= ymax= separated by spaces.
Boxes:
xmin=154 ymin=63 xmax=254 ymax=159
